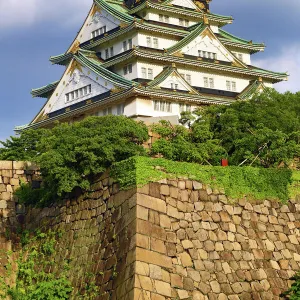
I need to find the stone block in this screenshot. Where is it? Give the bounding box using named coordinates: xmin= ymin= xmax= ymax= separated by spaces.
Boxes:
xmin=154 ymin=280 xmax=172 ymax=297
xmin=137 ymin=194 xmax=166 ymax=213
xmin=160 ymin=185 xmax=170 ymax=196
xmin=177 ymin=290 xmax=189 ymax=299
xmin=171 ymin=274 xmax=183 ymax=288
xmin=179 ymin=252 xmax=193 ymax=267
xmin=137 ymin=205 xmax=149 ymax=221
xmin=0 ymin=200 xmax=7 ymax=209
xmin=0 ymin=161 xmax=12 ymax=169
xmin=136 ymin=248 xmax=172 ymax=269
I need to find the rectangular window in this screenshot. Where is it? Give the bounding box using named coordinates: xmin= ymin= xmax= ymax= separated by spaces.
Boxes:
xmin=166 ymin=102 xmax=172 ymax=112
xmin=204 ymin=77 xmax=209 ymax=88
xmin=232 ymin=81 xmax=237 ymax=92
xmin=128 ymin=38 xmax=133 ymax=49
xmin=185 ymin=20 xmax=189 ymax=27
xmin=154 ymin=100 xmax=160 ymax=111
xmin=128 ymin=64 xmax=132 ymax=74
xmin=160 ymin=101 xmax=166 ymax=112
xmin=179 ymin=18 xmax=184 ymax=26
xmin=226 ymin=80 xmax=231 ymax=91
xmin=238 ymin=53 xmax=243 ymax=61
xmin=105 ymin=49 xmax=109 ymax=59
xmin=146 ymin=37 xmax=152 ymax=48
xmin=175 ymin=84 xmax=178 ymax=90
xmin=148 ymin=68 xmax=153 ymax=80
xmin=117 ymin=104 xmax=124 ymax=115
xmin=65 ymin=85 xmax=91 ymax=102
xmin=123 ymin=66 xmax=128 ymax=75
xmin=164 ymin=15 xmax=169 ymax=23
xmin=186 ymin=74 xmax=191 ymax=84
xmin=213 ymin=53 xmax=217 ymax=60
xmin=141 ymin=67 xmax=147 ymax=78
xmin=171 ymin=83 xmax=174 ymax=89
xmin=159 ymin=14 xmax=164 ymax=22
xmin=123 ymin=41 xmax=127 ymax=51
xmin=91 ymin=26 xmax=106 ymax=38
xmin=110 ymin=47 xmax=114 ymax=57
xmin=153 ymin=38 xmax=159 ymax=49
xmin=209 ymin=78 xmax=214 ymax=89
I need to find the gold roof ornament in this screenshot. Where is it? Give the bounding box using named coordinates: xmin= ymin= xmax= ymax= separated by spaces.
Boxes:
xmin=172 ymin=63 xmax=176 ymax=68
xmin=203 ymin=14 xmax=209 ymax=25
xmin=91 ymin=4 xmax=101 ymax=16
xmin=258 ymin=77 xmax=263 ymax=82
xmin=67 ymin=60 xmax=83 ymax=75
xmin=69 ymin=40 xmax=80 ymax=54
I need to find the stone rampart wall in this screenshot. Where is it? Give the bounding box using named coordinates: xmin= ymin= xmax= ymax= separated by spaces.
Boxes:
xmin=0 ymin=162 xmax=300 ymax=299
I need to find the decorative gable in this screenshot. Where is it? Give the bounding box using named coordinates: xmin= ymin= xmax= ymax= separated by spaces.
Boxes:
xmin=67 ymin=4 xmax=121 ymax=51
xmin=149 ymin=65 xmax=198 ymax=94
xmin=169 ymin=0 xmax=198 ymax=10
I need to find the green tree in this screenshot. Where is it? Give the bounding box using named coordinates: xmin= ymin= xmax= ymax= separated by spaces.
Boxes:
xmin=199 ymin=89 xmax=300 ymax=167
xmin=1 ymin=116 xmax=148 ymax=205
xmin=150 ymin=119 xmax=226 ymax=165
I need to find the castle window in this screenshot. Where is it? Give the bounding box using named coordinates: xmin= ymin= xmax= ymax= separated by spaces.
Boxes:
xmin=179 ymin=18 xmax=184 ymax=26
xmin=204 ymin=77 xmax=209 ymax=88
xmin=164 ymin=16 xmax=169 ymax=23
xmin=141 ymin=67 xmax=147 ymax=78
xmin=146 ymin=37 xmax=152 ymax=48
xmin=148 ymin=68 xmax=153 ymax=80
xmin=180 ymin=103 xmax=191 ymax=113
xmin=185 ymin=20 xmax=189 ymax=27
xmin=171 ymin=83 xmax=174 ymax=89
xmin=175 ymin=84 xmax=178 ymax=90
xmin=123 ymin=64 xmax=133 ymax=75
xmin=110 ymin=47 xmax=114 ymax=57
xmin=232 ymin=81 xmax=237 ymax=91
xmin=199 ymin=50 xmax=217 ymax=60
xmin=117 ymin=103 xmax=124 ymax=115
xmin=65 ymin=84 xmax=91 ymax=102
xmin=226 ymin=80 xmax=231 ymax=91
xmin=209 ymin=78 xmax=214 ymax=88
xmin=105 ymin=49 xmax=109 ymax=59
xmin=159 ymin=14 xmax=164 ymax=22
xmin=238 ymin=53 xmax=243 ymax=61
xmin=153 ymin=38 xmax=159 ymax=49
xmin=154 ymin=100 xmax=172 ymax=112
xmin=91 ymin=26 xmax=106 ymax=38
xmin=123 ymin=41 xmax=127 ymax=51
xmin=186 ymin=74 xmax=191 ymax=84
xmin=128 ymin=38 xmax=133 ymax=49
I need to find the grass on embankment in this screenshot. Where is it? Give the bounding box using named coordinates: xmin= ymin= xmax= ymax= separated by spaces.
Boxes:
xmin=111 ymin=156 xmax=300 ymax=203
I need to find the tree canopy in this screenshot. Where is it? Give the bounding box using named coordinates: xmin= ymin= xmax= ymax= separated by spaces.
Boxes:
xmin=0 ymin=116 xmax=148 ymax=205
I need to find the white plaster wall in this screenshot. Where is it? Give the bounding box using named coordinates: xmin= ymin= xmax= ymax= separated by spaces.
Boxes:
xmin=80 ymin=11 xmax=120 ymax=44
xmin=124 ymin=97 xmax=197 ymax=117
xmin=148 ymin=12 xmax=197 ymax=27
xmin=263 ymin=82 xmax=273 ymax=88
xmin=231 ymin=50 xmax=251 ymax=65
xmin=182 ymin=34 xmax=233 ymax=62
xmin=114 ymin=62 xmax=138 ymax=80
xmin=137 ymin=33 xmax=178 ymax=49
xmin=95 ymin=33 xmax=138 ymax=58
xmin=135 ymin=61 xmax=250 ymax=92
xmin=170 ymin=0 xmax=197 ymax=9
xmin=46 ymin=66 xmax=113 ymax=114
xmin=210 ymin=25 xmax=219 ymax=34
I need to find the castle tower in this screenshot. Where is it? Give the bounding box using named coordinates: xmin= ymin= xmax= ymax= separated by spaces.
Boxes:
xmin=17 ymin=0 xmax=288 ymax=130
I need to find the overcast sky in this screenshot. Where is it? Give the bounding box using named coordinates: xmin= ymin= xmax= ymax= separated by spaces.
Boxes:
xmin=0 ymin=0 xmax=299 ymax=141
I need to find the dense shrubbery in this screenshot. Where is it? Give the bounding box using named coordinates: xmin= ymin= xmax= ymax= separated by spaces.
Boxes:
xmin=0 ymin=116 xmax=148 ymax=205
xmin=151 ymin=90 xmax=300 ymax=168
xmin=0 ymin=90 xmax=299 ymax=205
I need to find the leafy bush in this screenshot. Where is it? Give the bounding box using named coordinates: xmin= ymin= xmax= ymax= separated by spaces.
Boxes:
xmin=281 ymin=272 xmax=300 ymax=299
xmin=111 ymin=156 xmax=294 ymax=202
xmin=1 ymin=116 xmax=148 ymax=206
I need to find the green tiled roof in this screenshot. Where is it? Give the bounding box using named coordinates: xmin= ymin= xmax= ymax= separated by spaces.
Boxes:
xmin=50 ymin=52 xmax=73 ymax=65
xmin=94 ymin=0 xmax=135 ymax=23
xmin=166 ymin=22 xmax=205 ymax=54
xmin=128 ymin=1 xmax=232 ymax=24
xmin=31 ymin=80 xmax=60 ymax=98
xmin=75 ymin=49 xmax=135 ymax=88
xmin=238 ymin=80 xmax=265 ymax=100
xmin=219 ymin=29 xmax=264 ymax=50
